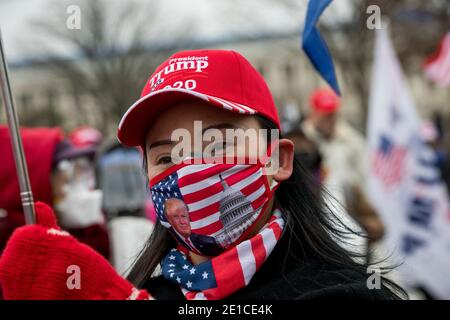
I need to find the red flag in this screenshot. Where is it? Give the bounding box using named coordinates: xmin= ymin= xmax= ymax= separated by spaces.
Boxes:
xmin=423 ymin=32 xmax=450 ymax=87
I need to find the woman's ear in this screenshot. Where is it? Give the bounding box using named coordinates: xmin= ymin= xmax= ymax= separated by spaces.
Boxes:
xmin=272 ymin=139 xmax=294 ymax=182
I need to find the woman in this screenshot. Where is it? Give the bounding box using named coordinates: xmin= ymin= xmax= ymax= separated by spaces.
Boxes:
xmin=0 ymin=49 xmax=405 ymax=300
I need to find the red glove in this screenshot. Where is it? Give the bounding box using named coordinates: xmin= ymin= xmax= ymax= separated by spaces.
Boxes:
xmin=0 ymin=202 xmax=152 ymax=300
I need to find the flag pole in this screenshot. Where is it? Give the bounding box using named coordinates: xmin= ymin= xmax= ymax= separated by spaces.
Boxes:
xmin=0 ymin=29 xmax=36 ymax=224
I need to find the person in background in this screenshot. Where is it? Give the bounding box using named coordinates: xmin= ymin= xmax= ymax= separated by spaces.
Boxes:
xmin=0 ymin=124 xmax=109 ymax=258
xmin=284 ymin=126 xmax=324 ymax=186
xmin=420 ymin=120 xmax=450 ymax=196
xmin=302 ymin=88 xmax=385 ymax=245
xmin=0 ymin=126 xmax=63 ymax=255
xmin=284 ymin=125 xmax=367 ymax=256
xmin=51 ymin=126 xmax=110 ymax=259
xmin=97 ymin=139 xmax=153 ymax=275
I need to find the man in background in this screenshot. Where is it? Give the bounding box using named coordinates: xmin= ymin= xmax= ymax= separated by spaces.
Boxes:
xmin=302 ymin=88 xmax=385 ymax=245
xmin=0 ymin=126 xmax=110 ymax=259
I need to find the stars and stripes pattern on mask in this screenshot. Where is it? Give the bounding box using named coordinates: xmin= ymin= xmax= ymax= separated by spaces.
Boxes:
xmin=161 ymin=209 xmax=285 ymax=300
xmin=162 ymin=249 xmax=217 ymax=292
xmin=150 ymin=162 xmax=272 ymax=255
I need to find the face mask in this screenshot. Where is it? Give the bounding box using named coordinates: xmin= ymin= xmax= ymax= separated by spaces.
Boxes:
xmin=55 ymin=186 xmax=104 ymax=229
xmin=150 ymin=159 xmax=279 ymax=256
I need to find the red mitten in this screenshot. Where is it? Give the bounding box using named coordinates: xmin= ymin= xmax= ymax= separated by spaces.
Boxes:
xmin=0 ymin=202 xmax=152 ymax=300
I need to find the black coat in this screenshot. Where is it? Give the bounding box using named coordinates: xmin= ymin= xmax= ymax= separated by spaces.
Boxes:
xmin=189 ymin=233 xmax=223 ymax=256
xmin=169 ymin=228 xmax=223 ymax=256
xmin=144 ymin=230 xmax=397 ymax=300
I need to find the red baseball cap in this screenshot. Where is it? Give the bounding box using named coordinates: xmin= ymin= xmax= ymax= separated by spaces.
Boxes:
xmin=69 ymin=127 xmax=103 ymax=147
xmin=53 ymin=127 xmax=103 ymax=164
xmin=117 ymin=49 xmax=280 ymax=147
xmin=309 ymin=88 xmax=340 ymax=114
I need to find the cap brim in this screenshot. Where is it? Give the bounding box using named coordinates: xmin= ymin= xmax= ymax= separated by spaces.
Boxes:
xmin=117 ymin=88 xmax=256 ymax=147
xmin=53 ymin=145 xmax=97 ymax=164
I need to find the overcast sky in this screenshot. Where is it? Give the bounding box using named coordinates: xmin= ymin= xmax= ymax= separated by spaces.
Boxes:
xmin=0 ymin=0 xmax=353 ymax=63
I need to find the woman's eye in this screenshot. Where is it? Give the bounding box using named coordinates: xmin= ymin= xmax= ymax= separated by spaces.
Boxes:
xmin=156 ymin=156 xmax=173 ymax=165
xmin=210 ymin=141 xmax=231 ymax=155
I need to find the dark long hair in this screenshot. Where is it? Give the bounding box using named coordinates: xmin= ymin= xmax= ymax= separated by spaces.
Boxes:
xmin=126 ymin=115 xmax=406 ymax=299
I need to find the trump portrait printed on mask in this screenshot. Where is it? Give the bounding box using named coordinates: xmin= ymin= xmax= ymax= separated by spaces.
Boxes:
xmin=164 ymin=198 xmax=223 ymax=256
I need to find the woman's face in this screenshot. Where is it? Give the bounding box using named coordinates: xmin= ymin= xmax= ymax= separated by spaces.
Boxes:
xmin=145 ymin=101 xmax=267 ymax=179
xmin=144 ymin=100 xmax=294 ymax=260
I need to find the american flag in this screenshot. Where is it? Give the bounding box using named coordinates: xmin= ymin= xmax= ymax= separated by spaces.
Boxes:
xmin=150 ymin=163 xmax=268 ymax=236
xmin=371 ymin=135 xmax=407 ymax=188
xmin=161 ymin=210 xmax=285 ymax=300
xmin=423 ymin=32 xmax=450 ymax=87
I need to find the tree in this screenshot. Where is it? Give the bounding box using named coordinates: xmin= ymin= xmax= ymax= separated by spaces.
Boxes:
xmin=30 ymin=0 xmax=169 ymax=133
xmin=322 ymin=0 xmax=450 ymax=131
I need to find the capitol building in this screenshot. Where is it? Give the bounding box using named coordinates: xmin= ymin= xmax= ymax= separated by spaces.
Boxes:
xmin=215 ymin=174 xmax=257 ymax=248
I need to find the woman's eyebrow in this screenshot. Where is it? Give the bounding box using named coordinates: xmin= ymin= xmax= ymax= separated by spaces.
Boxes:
xmin=148 ymin=123 xmax=239 ymax=151
xmin=147 ymin=139 xmax=175 ymax=152
xmin=202 ymin=123 xmax=238 ymax=134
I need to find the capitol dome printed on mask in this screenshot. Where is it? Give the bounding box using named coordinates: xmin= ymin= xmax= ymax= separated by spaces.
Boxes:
xmin=215 ymin=174 xmax=257 ymax=248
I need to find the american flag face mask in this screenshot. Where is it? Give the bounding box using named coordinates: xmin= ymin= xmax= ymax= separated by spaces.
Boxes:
xmin=150 ymin=157 xmax=279 ymax=256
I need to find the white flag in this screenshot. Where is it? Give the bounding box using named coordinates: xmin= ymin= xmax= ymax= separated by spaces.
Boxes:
xmin=367 ymin=26 xmax=450 ymax=299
